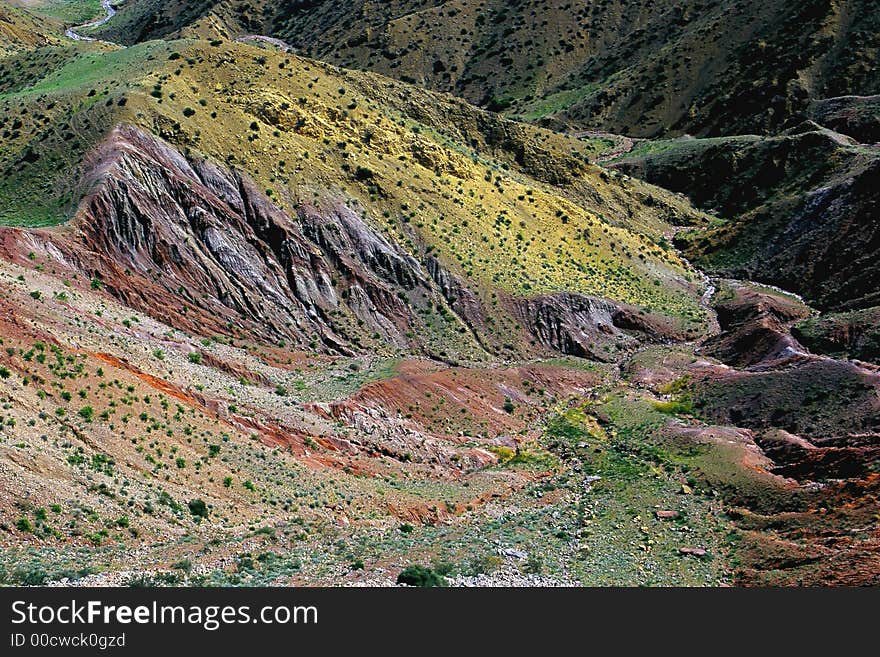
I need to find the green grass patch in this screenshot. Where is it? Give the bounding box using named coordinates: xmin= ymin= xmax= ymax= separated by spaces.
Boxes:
xmin=17 ymin=1 xmax=105 ymax=26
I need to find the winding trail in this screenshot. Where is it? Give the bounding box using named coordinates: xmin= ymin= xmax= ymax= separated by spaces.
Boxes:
xmin=64 ymin=0 xmax=118 ymax=43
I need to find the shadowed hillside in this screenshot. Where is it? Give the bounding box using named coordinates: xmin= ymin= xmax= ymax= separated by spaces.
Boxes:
xmin=94 ymin=0 xmax=880 ymax=138
xmin=611 ymin=125 xmax=880 ymax=312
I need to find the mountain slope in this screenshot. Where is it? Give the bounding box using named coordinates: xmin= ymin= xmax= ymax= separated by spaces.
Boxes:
xmin=0 ymin=37 xmax=713 ymax=361
xmin=611 ymin=125 xmax=880 ymax=312
xmin=0 ymin=6 xmax=878 ymax=587
xmin=0 ymin=3 xmax=60 ymax=57
xmin=95 ymin=0 xmax=880 ymax=138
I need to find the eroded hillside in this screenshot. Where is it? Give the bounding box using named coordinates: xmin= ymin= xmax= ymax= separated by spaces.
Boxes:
xmin=0 ymin=36 xmax=714 ymax=361
xmin=0 ymin=2 xmax=877 ymax=587
xmin=612 ymin=125 xmax=880 ymax=312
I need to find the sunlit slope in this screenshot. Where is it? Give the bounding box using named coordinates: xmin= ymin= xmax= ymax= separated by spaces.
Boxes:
xmin=0 ymin=3 xmax=61 ymax=57
xmin=0 ymin=37 xmax=710 ymax=326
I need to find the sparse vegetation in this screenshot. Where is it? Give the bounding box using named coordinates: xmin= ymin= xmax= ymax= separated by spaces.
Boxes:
xmin=0 ymin=0 xmax=873 ymax=591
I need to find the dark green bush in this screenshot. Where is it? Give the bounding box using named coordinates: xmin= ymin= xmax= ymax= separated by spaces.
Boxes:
xmin=188 ymin=499 xmax=208 ymax=518
xmin=396 ymin=565 xmax=445 ymax=587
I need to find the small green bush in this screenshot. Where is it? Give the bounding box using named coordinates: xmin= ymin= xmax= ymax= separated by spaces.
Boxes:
xmin=188 ymin=499 xmax=208 ymax=518
xmin=396 ymin=565 xmax=445 ymax=587
xmin=12 ymin=567 xmax=48 ymax=585
xmin=172 ymin=558 xmax=192 ymax=573
xmin=464 ymin=553 xmax=502 ymax=576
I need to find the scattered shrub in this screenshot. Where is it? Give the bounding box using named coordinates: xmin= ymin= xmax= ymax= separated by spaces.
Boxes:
xmin=396 ymin=565 xmax=445 ymax=587
xmin=172 ymin=558 xmax=192 ymax=573
xmin=188 ymin=499 xmax=208 ymax=518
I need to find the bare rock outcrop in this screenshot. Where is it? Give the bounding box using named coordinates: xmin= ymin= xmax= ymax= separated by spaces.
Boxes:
xmin=4 ymin=124 xmax=683 ymax=362
xmin=514 ymin=293 xmax=675 ymax=362
xmin=54 ymin=125 xmax=471 ymax=355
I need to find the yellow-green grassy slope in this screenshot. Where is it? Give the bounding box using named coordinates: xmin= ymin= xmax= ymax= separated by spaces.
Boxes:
xmin=0 ymin=3 xmax=61 ymax=57
xmin=0 ymin=36 xmax=711 ymax=329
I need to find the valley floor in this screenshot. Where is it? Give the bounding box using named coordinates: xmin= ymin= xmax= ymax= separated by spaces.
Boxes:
xmin=1 ymin=247 xmax=876 ymax=586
